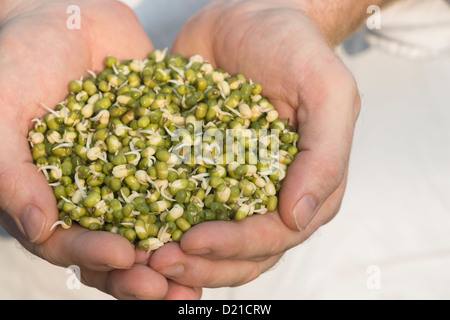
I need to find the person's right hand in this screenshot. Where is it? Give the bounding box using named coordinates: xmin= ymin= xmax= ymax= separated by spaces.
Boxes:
xmin=0 ymin=0 xmax=200 ymax=300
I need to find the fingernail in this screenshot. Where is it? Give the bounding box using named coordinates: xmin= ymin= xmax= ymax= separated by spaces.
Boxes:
xmin=20 ymin=206 xmax=45 ymax=243
xmin=293 ymin=195 xmax=317 ymax=231
xmin=161 ymin=264 xmax=185 ymax=278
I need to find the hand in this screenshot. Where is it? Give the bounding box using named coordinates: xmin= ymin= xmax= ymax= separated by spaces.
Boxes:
xmin=148 ymin=0 xmax=361 ymax=288
xmin=0 ymin=0 xmax=200 ymax=299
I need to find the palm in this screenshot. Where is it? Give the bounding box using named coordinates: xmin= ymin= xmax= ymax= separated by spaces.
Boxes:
xmin=170 ymin=2 xmax=339 ymax=246
xmin=148 ymin=1 xmax=360 ymax=289
xmin=0 ymin=0 xmax=152 ymax=240
xmin=172 ymin=4 xmax=353 ymax=217
xmin=1 ymin=0 xmax=152 ymax=127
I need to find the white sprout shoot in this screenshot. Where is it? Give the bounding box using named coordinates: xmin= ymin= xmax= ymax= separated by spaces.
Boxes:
xmin=130 ymin=210 xmax=141 ymax=217
xmin=157 ymin=223 xmax=172 ymax=243
xmin=185 ymin=54 xmax=204 ymax=68
xmin=115 ymin=125 xmax=132 ymax=136
xmin=204 ymin=185 xmax=212 ymax=197
xmin=269 ymin=162 xmax=286 ymax=181
xmin=140 ymin=59 xmax=146 ymax=73
xmin=259 ymin=106 xmax=275 ymax=113
xmin=40 ymin=103 xmax=60 ymax=118
xmin=48 ymin=182 xmax=61 ymax=187
xmin=124 ymin=150 xmax=141 ymax=166
xmin=163 ymin=125 xmax=177 ymax=138
xmin=215 ymin=108 xmax=233 ymax=117
xmin=111 ymin=63 xmax=119 ymax=75
xmin=47 ymin=132 xmax=64 ymax=144
xmin=268 ymin=153 xmax=281 ymax=160
xmin=191 ymin=196 xmax=204 ymax=207
xmin=146 ymin=177 xmax=161 ymax=193
xmin=38 ymin=165 xmax=62 ymax=179
xmin=88 ymin=169 xmax=101 ymax=176
xmin=224 ymin=104 xmax=243 ymax=117
xmin=90 ymin=109 xmax=110 ymax=122
xmin=117 ymin=79 xmax=129 ymax=91
xmin=52 ymin=141 xmax=73 ymax=151
xmin=110 ymin=226 xmax=119 ymax=234
xmin=190 ymin=173 xmax=210 ymax=180
xmin=159 ymin=183 xmax=175 ymax=202
xmin=253 ymin=207 xmax=268 ymax=214
xmin=31 ymin=118 xmax=44 ymax=126
xmin=173 ymin=142 xmax=190 ymax=151
xmin=40 ymin=169 xmax=50 ymax=181
xmin=61 ymin=106 xmax=69 ymax=124
xmin=154 ymin=48 xmax=168 ymax=63
xmin=145 ymin=238 xmax=164 ymax=253
xmin=128 ymin=191 xmax=144 ymax=203
xmin=50 ymin=220 xmax=71 ymax=231
xmin=160 ymin=108 xmax=171 ymax=116
xmin=86 ymin=69 xmax=97 ymax=79
xmin=167 ymin=79 xmax=184 ymax=87
xmin=85 ymin=131 xmax=93 ymax=149
xmin=94 ymin=200 xmax=108 ymax=214
xmin=138 ymin=129 xmax=156 ymax=135
xmin=121 ymin=221 xmax=135 ymax=227
xmin=60 ymin=196 xmax=73 ymax=204
xmin=237 ymin=197 xmax=250 ymax=206
xmin=169 ymin=64 xmax=185 ymax=78
xmin=120 ymin=188 xmax=132 ymax=204
xmin=74 ymin=169 xmax=86 ymax=198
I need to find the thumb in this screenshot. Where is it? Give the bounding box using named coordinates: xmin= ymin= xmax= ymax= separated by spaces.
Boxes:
xmin=278 ymin=64 xmax=361 ymax=232
xmin=0 ymin=123 xmax=58 ymax=244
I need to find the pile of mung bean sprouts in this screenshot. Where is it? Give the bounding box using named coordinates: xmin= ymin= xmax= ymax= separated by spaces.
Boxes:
xmin=28 ymin=49 xmax=299 ymax=251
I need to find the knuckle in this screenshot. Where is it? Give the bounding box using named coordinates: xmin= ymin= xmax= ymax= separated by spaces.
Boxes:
xmin=312 ymin=155 xmax=347 ymax=194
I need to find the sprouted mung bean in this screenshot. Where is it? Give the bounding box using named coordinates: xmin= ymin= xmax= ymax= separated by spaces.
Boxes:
xmin=28 ymin=49 xmax=299 ymax=251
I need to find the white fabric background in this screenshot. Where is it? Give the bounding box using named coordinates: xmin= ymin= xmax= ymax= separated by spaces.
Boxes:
xmin=1 ymin=0 xmax=449 ymax=299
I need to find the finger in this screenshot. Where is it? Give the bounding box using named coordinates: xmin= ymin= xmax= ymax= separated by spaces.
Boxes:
xmin=165 ymin=281 xmax=203 ymax=300
xmin=25 ymin=224 xmax=136 ymax=271
xmin=0 ymin=124 xmax=58 ymax=244
xmin=149 ymin=242 xmax=282 ymax=288
xmin=177 ymin=212 xmax=302 ymax=260
xmin=278 ymin=53 xmax=361 ymax=232
xmin=82 ymin=264 xmax=169 ymax=300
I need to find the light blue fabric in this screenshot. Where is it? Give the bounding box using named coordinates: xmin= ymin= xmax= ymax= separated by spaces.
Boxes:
xmin=132 ymin=0 xmax=213 ymax=50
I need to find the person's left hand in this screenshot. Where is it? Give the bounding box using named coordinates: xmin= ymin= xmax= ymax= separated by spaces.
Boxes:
xmin=0 ymin=0 xmax=201 ymax=300
xmin=147 ymin=0 xmax=361 ymax=288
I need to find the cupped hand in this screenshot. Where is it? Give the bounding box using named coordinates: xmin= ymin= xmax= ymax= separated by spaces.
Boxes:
xmin=0 ymin=0 xmax=200 ymax=299
xmin=148 ymin=0 xmax=361 ymax=288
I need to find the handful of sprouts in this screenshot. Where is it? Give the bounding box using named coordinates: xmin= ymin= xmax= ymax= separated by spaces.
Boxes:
xmin=28 ymin=49 xmax=299 ymax=251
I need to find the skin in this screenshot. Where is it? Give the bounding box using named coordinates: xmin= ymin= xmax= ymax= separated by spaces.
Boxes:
xmin=0 ymin=0 xmax=394 ymax=299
